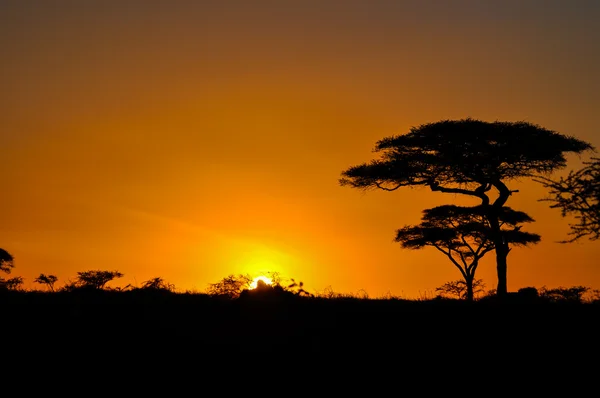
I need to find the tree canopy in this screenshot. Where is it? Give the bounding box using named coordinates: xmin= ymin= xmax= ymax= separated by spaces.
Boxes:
xmin=396 ymin=205 xmax=540 ymax=251
xmin=74 ymin=270 xmax=124 ymax=290
xmin=395 ymin=205 xmax=540 ymax=301
xmin=341 ymin=119 xmax=593 ymax=194
xmin=34 ymin=274 xmax=59 ymax=292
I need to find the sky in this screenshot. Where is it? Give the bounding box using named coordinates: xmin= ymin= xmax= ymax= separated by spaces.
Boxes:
xmin=1 ymin=0 xmax=599 ymax=298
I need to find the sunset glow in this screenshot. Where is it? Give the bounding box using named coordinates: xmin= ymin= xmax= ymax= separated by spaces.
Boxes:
xmin=250 ymin=276 xmax=273 ymax=290
xmin=1 ymin=1 xmax=599 ymax=298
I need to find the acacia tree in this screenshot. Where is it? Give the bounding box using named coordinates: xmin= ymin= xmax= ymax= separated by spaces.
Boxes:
xmin=74 ymin=270 xmax=124 ymax=290
xmin=535 ymin=157 xmax=600 ymax=242
xmin=34 ymin=273 xmax=58 ymax=292
xmin=340 ymin=118 xmax=593 ymax=296
xmin=395 ymin=205 xmax=540 ymax=301
xmin=0 ymin=276 xmax=24 ymax=291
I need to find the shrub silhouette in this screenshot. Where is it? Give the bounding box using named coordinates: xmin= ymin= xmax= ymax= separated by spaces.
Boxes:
xmin=140 ymin=277 xmax=175 ymax=292
xmin=0 ymin=276 xmax=24 ymax=291
xmin=206 ymin=274 xmax=253 ymax=298
xmin=539 ymin=285 xmax=589 ymax=303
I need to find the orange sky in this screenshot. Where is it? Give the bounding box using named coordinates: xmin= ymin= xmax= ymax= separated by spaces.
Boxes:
xmin=2 ymin=1 xmax=599 ymax=298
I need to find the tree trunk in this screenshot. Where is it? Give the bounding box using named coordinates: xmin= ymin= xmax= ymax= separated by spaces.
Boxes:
xmin=490 ymin=181 xmax=512 ymax=297
xmin=485 ymin=208 xmax=507 ymax=296
xmin=466 ymin=275 xmax=474 ymax=302
xmin=495 ymin=242 xmax=509 ymax=296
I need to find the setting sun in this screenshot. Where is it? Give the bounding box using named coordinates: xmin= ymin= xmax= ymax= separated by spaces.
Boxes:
xmin=250 ymin=276 xmax=273 ymax=290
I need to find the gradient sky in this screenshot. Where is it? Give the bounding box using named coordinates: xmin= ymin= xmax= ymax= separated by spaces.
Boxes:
xmin=2 ymin=0 xmax=599 ymax=298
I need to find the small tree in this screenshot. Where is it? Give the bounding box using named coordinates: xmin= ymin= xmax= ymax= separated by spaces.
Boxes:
xmin=34 ymin=274 xmax=59 ymax=292
xmin=0 ymin=248 xmax=14 ymax=274
xmin=75 ymin=270 xmax=124 ymax=290
xmin=0 ymin=276 xmax=24 ymax=291
xmin=435 ymin=279 xmax=486 ymax=300
xmin=395 ymin=205 xmax=540 ymax=301
xmin=535 ymin=157 xmax=600 ymax=242
xmin=206 ymin=274 xmax=253 ymax=299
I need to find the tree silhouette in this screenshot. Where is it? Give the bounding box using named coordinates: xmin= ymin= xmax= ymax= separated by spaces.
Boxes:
xmin=538 ymin=285 xmax=590 ymax=303
xmin=340 ymin=118 xmax=593 ymax=296
xmin=34 ymin=274 xmax=58 ymax=292
xmin=0 ymin=276 xmax=24 ymax=291
xmin=286 ymin=279 xmax=312 ymax=297
xmin=74 ymin=270 xmax=124 ymax=290
xmin=0 ymin=248 xmax=14 ymax=274
xmin=140 ymin=277 xmax=175 ymax=291
xmin=395 ymin=205 xmax=540 ymax=301
xmin=435 ymin=278 xmax=486 ymax=300
xmin=0 ymin=248 xmax=22 ymax=291
xmin=535 ymin=157 xmax=600 ymax=242
xmin=206 ymin=274 xmax=253 ymax=299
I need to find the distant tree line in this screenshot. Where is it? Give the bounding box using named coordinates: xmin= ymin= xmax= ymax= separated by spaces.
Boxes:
xmin=1 ymin=253 xmax=599 ymax=303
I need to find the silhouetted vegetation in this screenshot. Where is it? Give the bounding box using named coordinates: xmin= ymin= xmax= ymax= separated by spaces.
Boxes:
xmin=0 ymin=248 xmax=14 ymax=274
xmin=340 ymin=118 xmax=594 ymax=296
xmin=538 ymin=285 xmax=591 ymax=303
xmin=2 ymin=272 xmax=599 ymax=365
xmin=0 ymin=275 xmax=23 ymax=290
xmin=0 ymin=248 xmax=22 ymax=290
xmin=61 ymin=269 xmax=124 ymax=291
xmin=435 ymin=278 xmax=487 ymax=300
xmin=536 ymin=157 xmax=600 ymax=242
xmin=395 ymin=205 xmax=540 ymax=301
xmin=34 ymin=273 xmax=58 ymax=292
xmin=1 ymin=257 xmax=599 ymax=377
xmin=140 ymin=276 xmax=175 ymax=292
xmin=2 ymin=116 xmax=599 ymax=366
xmin=207 ymin=273 xmax=312 ymax=300
xmin=206 ymin=273 xmax=253 ymax=298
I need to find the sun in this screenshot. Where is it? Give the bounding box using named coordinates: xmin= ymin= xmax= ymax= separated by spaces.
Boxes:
xmin=249 ymin=275 xmax=273 ymax=290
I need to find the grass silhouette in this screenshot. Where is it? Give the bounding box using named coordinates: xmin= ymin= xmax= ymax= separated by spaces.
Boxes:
xmin=4 ymin=284 xmax=598 ymax=351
